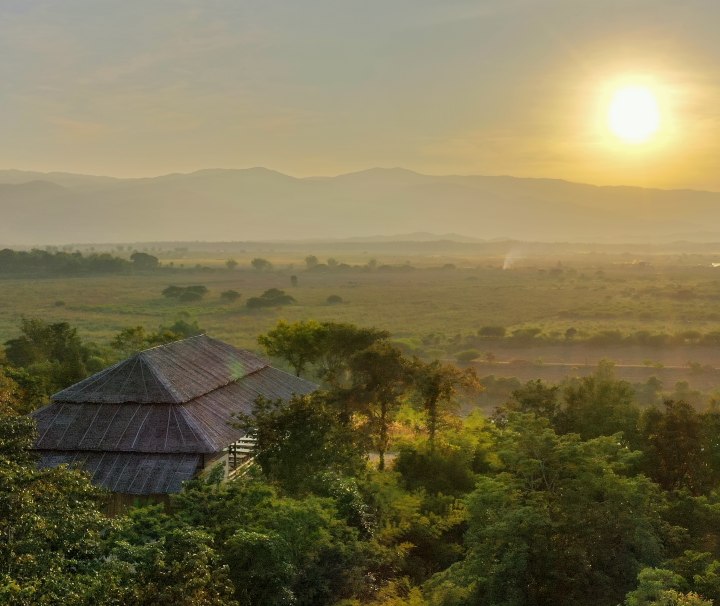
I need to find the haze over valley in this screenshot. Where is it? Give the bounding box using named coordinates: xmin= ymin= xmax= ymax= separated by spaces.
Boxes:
xmin=3 ymin=167 xmax=720 ymax=245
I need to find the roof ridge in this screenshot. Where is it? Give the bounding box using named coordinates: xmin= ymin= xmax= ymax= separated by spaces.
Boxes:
xmin=175 ymin=406 xmax=218 ymax=451
xmin=138 ymin=352 xmax=186 ymax=403
xmin=138 ymin=332 xmax=208 ymax=354
xmin=175 ymin=362 xmax=270 ymax=405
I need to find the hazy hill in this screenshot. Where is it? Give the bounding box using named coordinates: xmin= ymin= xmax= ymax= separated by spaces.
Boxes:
xmin=1 ymin=167 xmax=719 ymax=245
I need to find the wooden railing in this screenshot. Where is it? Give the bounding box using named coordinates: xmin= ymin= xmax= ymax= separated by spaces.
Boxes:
xmin=226 ymin=435 xmax=257 ymax=480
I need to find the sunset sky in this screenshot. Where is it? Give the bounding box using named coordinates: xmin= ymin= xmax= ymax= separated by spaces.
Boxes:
xmin=1 ymin=0 xmax=719 ymax=189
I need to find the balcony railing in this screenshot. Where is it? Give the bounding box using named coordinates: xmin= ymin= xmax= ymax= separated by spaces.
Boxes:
xmin=226 ymin=435 xmax=257 ymax=480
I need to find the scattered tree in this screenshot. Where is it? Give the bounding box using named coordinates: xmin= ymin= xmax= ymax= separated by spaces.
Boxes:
xmin=220 ymin=290 xmax=241 ymax=302
xmin=251 ymin=258 xmax=273 ymax=271
xmin=130 ymin=251 xmax=160 ymax=270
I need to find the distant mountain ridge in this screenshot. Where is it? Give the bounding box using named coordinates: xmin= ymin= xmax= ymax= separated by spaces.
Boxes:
xmin=1 ymin=167 xmax=719 ymax=245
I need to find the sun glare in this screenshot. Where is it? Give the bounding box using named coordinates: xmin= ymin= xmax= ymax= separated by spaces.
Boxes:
xmin=607 ymin=85 xmax=661 ymax=144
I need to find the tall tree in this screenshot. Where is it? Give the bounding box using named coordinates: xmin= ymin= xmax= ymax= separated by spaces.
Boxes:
xmin=258 ymin=320 xmax=324 ymax=377
xmin=638 ymin=400 xmax=708 ymax=494
xmin=258 ymin=320 xmax=389 ymax=385
xmin=555 ymin=365 xmax=639 ymax=443
xmin=348 ymin=343 xmax=411 ymax=470
xmin=410 ymin=359 xmax=479 ymax=448
xmin=239 ymin=394 xmax=366 ymax=494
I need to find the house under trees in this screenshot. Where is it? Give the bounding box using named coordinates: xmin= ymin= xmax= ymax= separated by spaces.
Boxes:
xmin=31 ymin=334 xmax=316 ymax=510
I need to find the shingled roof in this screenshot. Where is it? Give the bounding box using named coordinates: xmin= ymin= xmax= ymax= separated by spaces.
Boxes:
xmin=33 ymin=335 xmax=317 ymax=494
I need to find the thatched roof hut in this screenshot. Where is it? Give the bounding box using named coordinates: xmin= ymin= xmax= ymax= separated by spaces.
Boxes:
xmin=32 ymin=335 xmax=316 ymax=498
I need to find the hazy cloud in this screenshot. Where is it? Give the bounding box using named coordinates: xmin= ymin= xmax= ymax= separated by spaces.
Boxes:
xmin=0 ymin=0 xmax=718 ymax=187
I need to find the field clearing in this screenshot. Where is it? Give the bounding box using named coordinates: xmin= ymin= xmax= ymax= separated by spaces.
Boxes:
xmin=4 ymin=251 xmax=720 ymax=372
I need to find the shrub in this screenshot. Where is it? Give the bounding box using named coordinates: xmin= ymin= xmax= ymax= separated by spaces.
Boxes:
xmin=456 ymin=350 xmax=480 ymax=364
xmin=220 ymin=290 xmax=241 ymax=302
xmin=162 ymin=285 xmax=208 ymax=302
xmin=162 ymin=285 xmax=184 ymax=298
xmin=478 ymin=325 xmax=506 ymax=338
xmin=246 ymin=288 xmax=296 ymax=309
xmin=179 ymin=290 xmax=203 ymax=302
xmin=326 ymin=294 xmax=343 ymax=305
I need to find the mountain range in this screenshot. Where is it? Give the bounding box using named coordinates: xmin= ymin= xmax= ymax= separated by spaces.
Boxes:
xmin=1 ymin=167 xmax=719 ymax=245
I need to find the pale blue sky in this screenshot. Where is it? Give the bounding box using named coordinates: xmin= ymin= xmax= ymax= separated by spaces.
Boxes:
xmin=1 ymin=0 xmax=718 ymax=188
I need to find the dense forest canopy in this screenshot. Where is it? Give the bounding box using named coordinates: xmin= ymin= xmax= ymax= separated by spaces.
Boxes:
xmin=2 ymin=318 xmax=720 ymax=604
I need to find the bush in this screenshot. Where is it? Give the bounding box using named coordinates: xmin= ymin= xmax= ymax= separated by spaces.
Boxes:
xmin=162 ymin=285 xmax=184 ymax=298
xmin=246 ymin=288 xmax=296 ymax=309
xmin=220 ymin=290 xmax=241 ymax=302
xmin=456 ymin=350 xmax=480 ymax=364
xmin=162 ymin=285 xmax=208 ymax=301
xmin=326 ymin=294 xmax=343 ymax=305
xmin=478 ymin=326 xmax=506 ymax=338
xmin=511 ymin=327 xmax=543 ymax=342
xmin=179 ymin=290 xmax=203 ymax=302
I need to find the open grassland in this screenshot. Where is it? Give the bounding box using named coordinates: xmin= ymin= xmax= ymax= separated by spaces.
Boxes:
xmin=4 ymin=252 xmax=720 ymax=356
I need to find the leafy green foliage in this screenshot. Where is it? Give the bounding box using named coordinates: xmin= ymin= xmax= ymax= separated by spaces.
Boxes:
xmin=107 ymin=517 xmax=238 ymax=606
xmin=258 ymin=320 xmax=389 ymax=383
xmin=347 ymin=343 xmax=412 ymax=470
xmin=409 ymin=359 xmax=479 ymax=445
xmin=3 ymin=318 xmax=107 ymax=402
xmin=0 ymin=412 xmax=112 ymax=604
xmin=258 ymin=319 xmax=325 ymax=376
xmin=555 ymin=363 xmax=640 ymax=441
xmin=173 ymin=478 xmax=368 ymax=606
xmin=427 ymin=414 xmax=669 ymax=606
xmin=239 ymin=394 xmax=367 ymax=494
xmin=624 ymin=568 xmax=712 ymax=606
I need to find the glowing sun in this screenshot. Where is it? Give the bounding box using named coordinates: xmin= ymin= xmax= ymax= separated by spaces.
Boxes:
xmin=607 ymin=85 xmax=661 ymax=143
